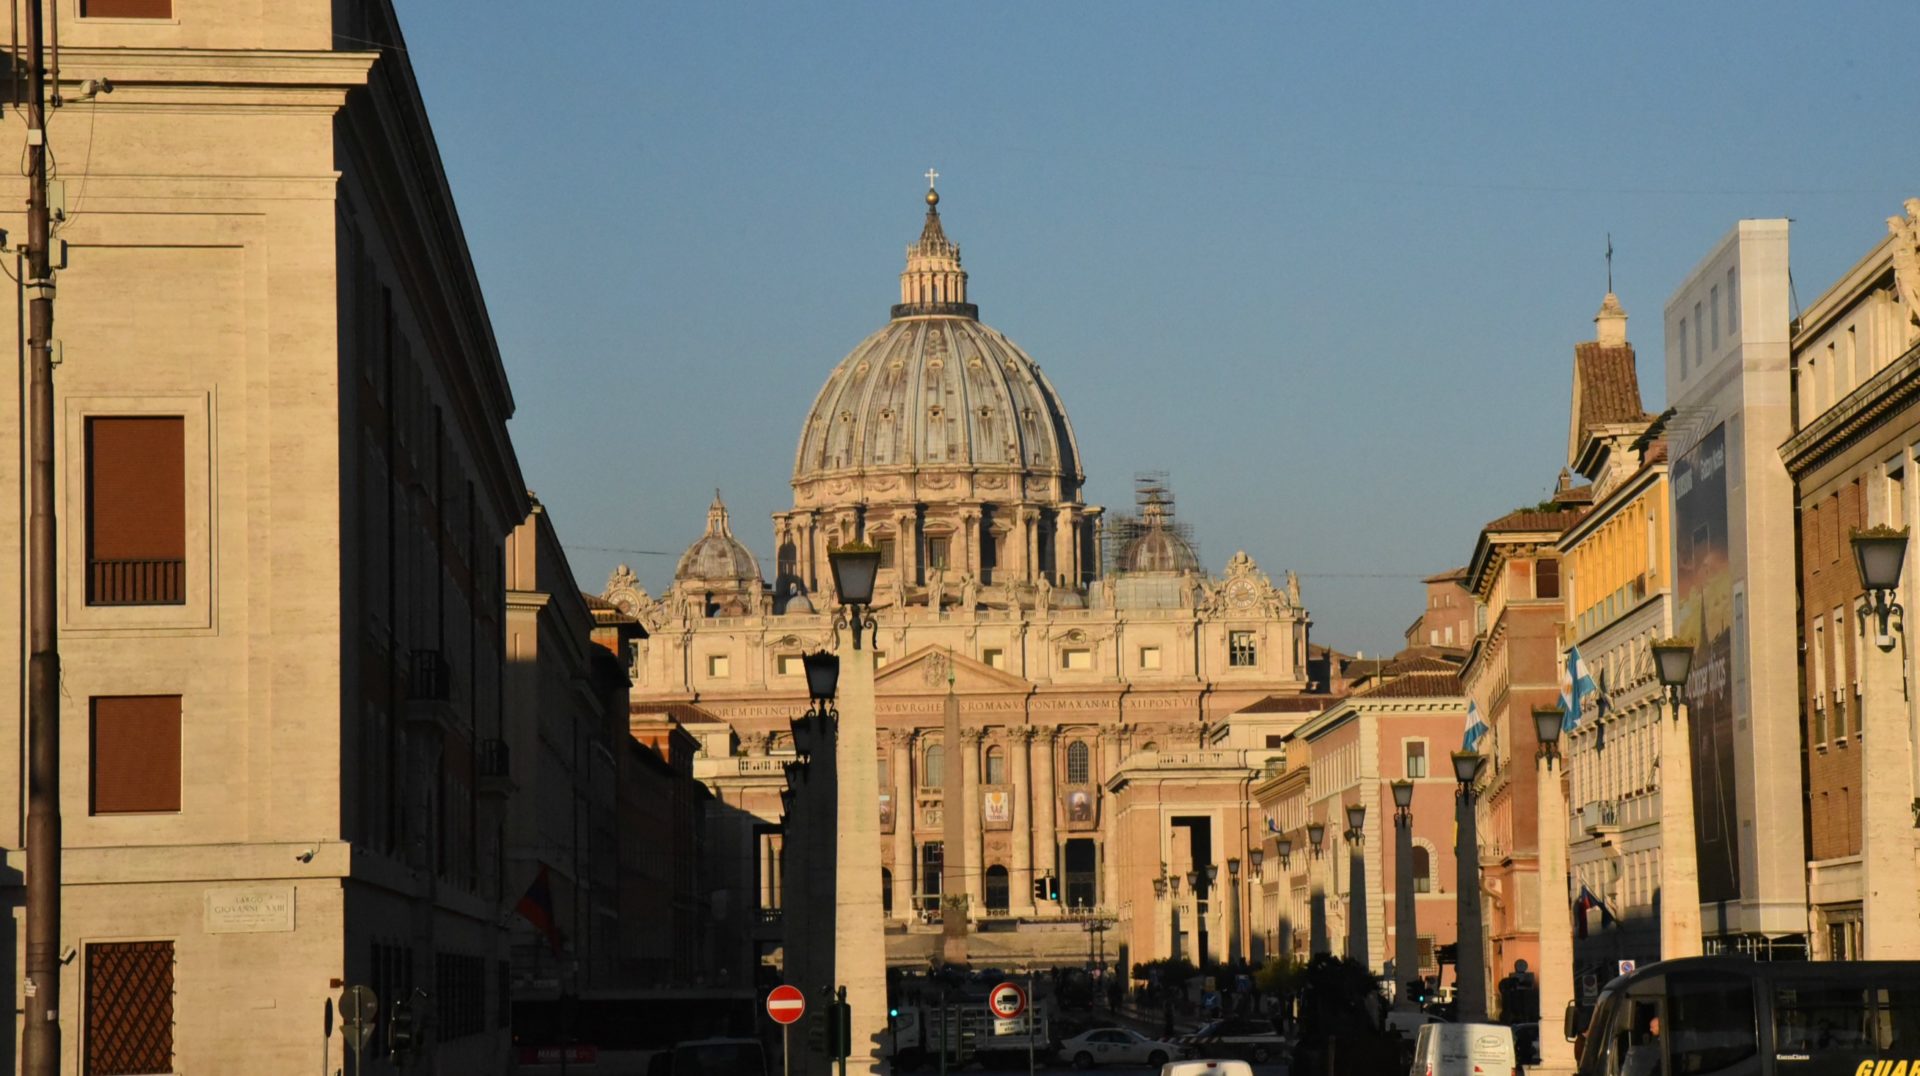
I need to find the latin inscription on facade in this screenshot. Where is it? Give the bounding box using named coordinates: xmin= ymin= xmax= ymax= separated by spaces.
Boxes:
xmin=204 ymin=886 xmax=295 ymax=934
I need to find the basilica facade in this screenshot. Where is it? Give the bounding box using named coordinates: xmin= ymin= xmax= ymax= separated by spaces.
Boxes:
xmin=607 ymin=186 xmax=1319 ymax=975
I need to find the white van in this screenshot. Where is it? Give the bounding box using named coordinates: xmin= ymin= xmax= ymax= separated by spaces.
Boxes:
xmin=1408 ymin=1022 xmax=1516 ymax=1076
xmin=1160 ymin=1061 xmax=1255 ymax=1076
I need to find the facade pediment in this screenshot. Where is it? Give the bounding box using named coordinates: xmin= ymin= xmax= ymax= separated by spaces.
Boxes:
xmin=872 ymin=645 xmax=1033 ymax=696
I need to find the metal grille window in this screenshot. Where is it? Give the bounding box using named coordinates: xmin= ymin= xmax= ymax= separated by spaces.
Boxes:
xmin=436 ymin=952 xmax=487 ymax=1040
xmin=1066 ymin=740 xmax=1090 ymax=784
xmin=85 ymin=940 xmax=174 ymax=1075
xmin=985 ymin=746 xmax=1006 ymax=785
xmin=1229 ymin=631 xmax=1257 ymax=667
xmin=85 ymin=416 xmax=186 ymax=606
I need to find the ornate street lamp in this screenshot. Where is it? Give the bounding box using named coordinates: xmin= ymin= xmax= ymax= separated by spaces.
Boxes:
xmin=1390 ymin=776 xmax=1418 ymax=1010
xmin=1533 ymin=704 xmax=1565 ymax=763
xmin=1451 ymin=747 xmax=1489 ymax=1022
xmin=1344 ymin=802 xmax=1367 ymax=845
xmin=1153 ymin=877 xmax=1168 ymax=900
xmin=1651 ymin=638 xmax=1694 ymax=717
xmin=1206 ymin=863 xmax=1220 ymax=885
xmin=1275 ymin=836 xmax=1294 ymax=870
xmin=826 ymin=540 xmax=883 ymax=649
xmin=1852 ymin=525 xmax=1911 ymax=645
xmin=1249 ymin=848 xmax=1264 ymax=874
xmin=802 ymin=650 xmax=840 ymax=710
xmin=1306 ymin=822 xmax=1326 ymax=858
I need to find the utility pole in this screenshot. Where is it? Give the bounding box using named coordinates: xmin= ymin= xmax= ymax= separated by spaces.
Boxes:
xmin=21 ymin=0 xmax=65 ymax=1070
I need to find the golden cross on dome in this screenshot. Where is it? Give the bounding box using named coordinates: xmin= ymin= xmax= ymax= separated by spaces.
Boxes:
xmin=924 ymin=168 xmax=940 ymax=190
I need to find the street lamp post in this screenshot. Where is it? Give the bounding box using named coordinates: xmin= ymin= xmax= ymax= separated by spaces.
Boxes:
xmin=1248 ymin=848 xmax=1265 ymax=965
xmin=1391 ymin=779 xmax=1418 ymax=1010
xmin=1169 ymin=873 xmax=1184 ymax=963
xmin=1186 ymin=870 xmax=1201 ymax=967
xmin=1306 ymin=823 xmax=1329 ymax=956
xmin=1650 ymin=638 xmax=1703 ymax=959
xmin=1275 ymin=837 xmax=1294 ymax=961
xmin=824 ymin=542 xmax=887 ymax=1075
xmin=1532 ymin=706 xmax=1575 ymax=1074
xmin=1205 ymin=863 xmax=1220 ymax=968
xmin=1227 ymin=857 xmax=1243 ymax=968
xmin=1153 ymin=875 xmax=1170 ymax=963
xmin=1451 ymin=749 xmax=1489 ymax=1023
xmin=1344 ymin=803 xmax=1368 ymax=968
xmin=1850 ymin=526 xmax=1920 ymax=956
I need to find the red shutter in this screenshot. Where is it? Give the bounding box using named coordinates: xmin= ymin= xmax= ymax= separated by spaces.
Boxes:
xmin=85 ymin=417 xmax=186 ymax=605
xmin=81 ymin=0 xmax=171 ymax=17
xmin=90 ymin=696 xmax=182 ymax=814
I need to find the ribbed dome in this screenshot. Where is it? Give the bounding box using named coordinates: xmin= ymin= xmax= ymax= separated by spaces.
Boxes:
xmin=792 ymin=190 xmax=1082 ymax=503
xmin=675 ymin=493 xmax=762 ymax=583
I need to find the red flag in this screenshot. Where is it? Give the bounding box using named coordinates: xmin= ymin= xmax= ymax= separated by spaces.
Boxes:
xmin=515 ymin=864 xmax=565 ymax=954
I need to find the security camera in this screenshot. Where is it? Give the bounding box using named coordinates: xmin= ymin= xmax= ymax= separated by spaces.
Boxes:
xmin=296 ymin=847 xmax=316 ymax=863
xmin=77 ymin=78 xmax=112 ymax=98
xmin=59 ymin=947 xmax=75 ymax=966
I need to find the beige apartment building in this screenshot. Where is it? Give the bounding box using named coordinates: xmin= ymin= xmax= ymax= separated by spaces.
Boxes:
xmin=611 ymin=188 xmax=1320 ymax=980
xmin=1780 ymin=201 xmax=1920 ymax=959
xmin=0 ymin=1 xmax=528 ymax=1071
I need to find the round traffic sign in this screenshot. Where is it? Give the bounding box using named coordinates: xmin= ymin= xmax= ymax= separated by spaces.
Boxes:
xmin=987 ymin=981 xmax=1026 ymax=1020
xmin=766 ymin=984 xmax=807 ymax=1026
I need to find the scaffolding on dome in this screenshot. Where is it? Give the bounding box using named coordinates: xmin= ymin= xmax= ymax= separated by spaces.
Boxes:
xmin=1103 ymin=472 xmax=1201 ymax=576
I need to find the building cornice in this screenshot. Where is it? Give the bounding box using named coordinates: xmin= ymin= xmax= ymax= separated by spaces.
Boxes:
xmin=1780 ymin=337 xmax=1920 ymax=479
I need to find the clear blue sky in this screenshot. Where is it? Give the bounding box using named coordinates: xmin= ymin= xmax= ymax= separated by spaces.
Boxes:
xmin=400 ymin=2 xmax=1918 ymax=653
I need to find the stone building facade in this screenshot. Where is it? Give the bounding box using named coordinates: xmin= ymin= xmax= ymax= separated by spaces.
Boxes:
xmin=1555 ymin=293 xmax=1671 ymax=983
xmin=613 ymin=187 xmax=1317 ymax=977
xmin=0 ymin=2 xmax=527 ymax=1070
xmin=1779 ymin=202 xmax=1920 ymax=960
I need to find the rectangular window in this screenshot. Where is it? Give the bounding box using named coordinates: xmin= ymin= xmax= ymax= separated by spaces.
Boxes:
xmin=90 ymin=696 xmax=182 ymax=814
xmin=1405 ymin=741 xmax=1427 ymax=779
xmin=876 ymin=535 xmax=898 ymax=569
xmin=1710 ymin=285 xmax=1721 ymax=349
xmin=1535 ymin=558 xmax=1560 ymax=599
xmin=1812 ymin=616 xmax=1828 ymax=745
xmin=85 ymin=940 xmax=175 ymax=1075
xmin=82 ymin=0 xmax=171 ymax=17
xmin=1229 ymin=631 xmax=1257 ymax=667
xmin=1265 ymin=735 xmax=1285 ymax=749
xmin=86 ymin=416 xmax=186 ymax=606
xmin=1139 ymin=646 xmax=1162 ymax=670
xmin=983 ymin=648 xmax=1005 ymax=670
xmin=707 ymin=654 xmax=730 ymax=678
xmin=1727 ymin=268 xmax=1739 ymax=333
xmin=1694 ymin=301 xmax=1705 ymax=366
xmin=926 ymin=535 xmax=951 ymax=571
xmin=1061 ymin=648 xmax=1092 ymax=671
xmin=1679 ymin=317 xmax=1690 ymax=372
xmin=777 ymin=654 xmax=801 ymax=677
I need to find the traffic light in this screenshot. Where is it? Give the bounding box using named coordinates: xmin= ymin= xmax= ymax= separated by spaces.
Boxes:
xmin=1033 ymin=877 xmax=1049 ymax=901
xmin=1046 ymin=875 xmax=1060 ymax=902
xmin=388 ymin=996 xmax=417 ymax=1065
xmin=1436 ymin=942 xmax=1459 ymax=966
xmin=823 ymin=986 xmax=852 ymax=1061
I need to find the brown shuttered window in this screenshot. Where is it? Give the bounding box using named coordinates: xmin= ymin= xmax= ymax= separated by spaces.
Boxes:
xmin=85 ymin=416 xmax=186 ymax=606
xmin=80 ymin=0 xmax=171 ymax=17
xmin=85 ymin=940 xmax=175 ymax=1075
xmin=90 ymin=696 xmax=182 ymax=814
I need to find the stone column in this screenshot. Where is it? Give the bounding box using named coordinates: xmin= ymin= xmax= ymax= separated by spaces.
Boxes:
xmin=1455 ymin=786 xmax=1489 ymax=1023
xmin=1011 ymin=728 xmax=1035 ymax=915
xmin=1099 ymin=728 xmax=1124 ymax=908
xmin=1056 ymin=506 xmax=1079 ymax=586
xmin=1861 ymin=621 xmax=1920 ymax=956
xmin=832 ymin=644 xmax=887 ymax=1074
xmin=1025 ymin=509 xmax=1040 ymax=585
xmin=1537 ymin=751 xmax=1576 ymax=1075
xmin=963 ymin=510 xmax=979 ymax=580
xmin=1659 ymin=697 xmax=1703 ymax=958
xmin=961 ymin=728 xmax=986 ymax=914
xmin=1394 ymin=809 xmax=1419 ymax=1009
xmin=1347 ymin=834 xmax=1369 ymax=968
xmin=1032 ymin=727 xmax=1058 ymax=916
xmin=889 ymin=730 xmax=914 ymax=921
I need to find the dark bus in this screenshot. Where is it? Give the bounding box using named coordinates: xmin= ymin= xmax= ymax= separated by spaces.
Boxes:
xmin=1570 ymin=956 xmax=1920 ymax=1076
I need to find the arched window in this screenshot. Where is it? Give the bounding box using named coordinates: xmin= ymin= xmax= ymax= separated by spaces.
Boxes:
xmin=985 ymin=745 xmax=1006 ymax=785
xmin=923 ymin=744 xmax=944 ymax=789
xmin=1412 ymin=846 xmax=1431 ymax=893
xmin=985 ymin=865 xmax=1009 ymax=914
xmin=1066 ymin=740 xmax=1091 ymax=784
xmin=882 ymin=868 xmax=893 ymax=915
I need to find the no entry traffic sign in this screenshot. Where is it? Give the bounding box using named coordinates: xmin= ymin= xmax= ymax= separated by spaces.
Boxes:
xmin=987 ymin=981 xmax=1027 ymax=1020
xmin=766 ymin=984 xmax=807 ymax=1026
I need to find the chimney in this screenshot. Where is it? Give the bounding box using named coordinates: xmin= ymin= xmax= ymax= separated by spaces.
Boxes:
xmin=1595 ymin=292 xmax=1628 ymax=347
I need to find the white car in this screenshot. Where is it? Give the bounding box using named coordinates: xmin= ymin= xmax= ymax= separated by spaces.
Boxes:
xmin=1061 ymin=1027 xmax=1184 ymax=1069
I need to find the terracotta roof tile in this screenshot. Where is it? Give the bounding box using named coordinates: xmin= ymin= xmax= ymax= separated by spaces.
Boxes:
xmin=1483 ymin=508 xmax=1587 ymax=533
xmin=1355 ymin=669 xmax=1465 ymax=699
xmin=1240 ymin=694 xmax=1340 ymax=714
xmin=1573 ymin=342 xmax=1651 ymax=435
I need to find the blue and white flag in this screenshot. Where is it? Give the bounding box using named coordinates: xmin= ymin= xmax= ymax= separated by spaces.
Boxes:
xmin=1561 ymin=646 xmax=1598 ymax=733
xmin=1462 ymin=700 xmax=1489 ymax=752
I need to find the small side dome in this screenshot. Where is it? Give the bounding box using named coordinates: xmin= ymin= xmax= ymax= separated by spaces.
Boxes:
xmin=1115 ymin=486 xmax=1199 ymax=574
xmin=675 ymin=491 xmax=763 ymax=584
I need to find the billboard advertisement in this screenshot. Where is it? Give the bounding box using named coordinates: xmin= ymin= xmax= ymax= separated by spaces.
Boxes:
xmin=1672 ymin=423 xmax=1741 ymax=904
